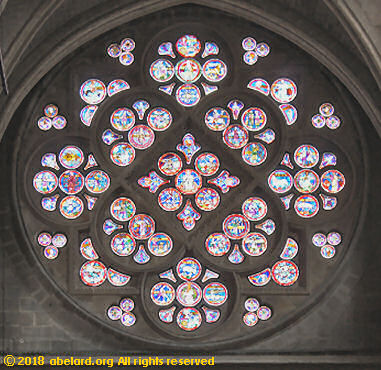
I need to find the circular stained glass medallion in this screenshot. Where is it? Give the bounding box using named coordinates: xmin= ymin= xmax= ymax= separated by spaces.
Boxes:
xmin=321 ymin=245 xmax=336 ymax=259
xmin=256 ymin=43 xmax=270 ymax=57
xmin=120 ymin=38 xmax=135 ymax=51
xmin=242 ymin=37 xmax=256 ymax=50
xmin=203 ymin=282 xmax=228 ymax=306
xmin=243 ymin=312 xmax=258 ymax=326
xmin=319 ymin=103 xmax=334 ymax=117
xmin=270 ymin=78 xmax=297 ymax=103
xmin=148 ymin=233 xmax=173 ymax=256
xmin=52 ymin=116 xmax=66 ymax=130
xmin=119 ymin=52 xmax=134 ymax=66
xmin=311 ymin=114 xmax=326 ymax=128
xmin=195 ymin=188 xmax=220 ymax=211
xmin=128 ymin=214 xmax=155 ymax=239
xmin=59 ymin=196 xmax=84 ymax=219
xmin=223 ymin=214 xmax=250 ymax=240
xmin=110 ymin=197 xmax=136 ymax=222
xmin=177 ymin=307 xmax=202 ymax=331
xmin=202 ymin=59 xmax=227 ymax=82
xmin=121 ymin=312 xmax=136 ymax=326
xmin=175 ymin=169 xmax=202 ymax=195
xmin=294 ymin=169 xmax=320 ymax=193
xmin=223 ymin=125 xmax=248 ymax=149
xmin=33 ymin=170 xmax=58 ymax=194
xmin=44 ymin=245 xmax=59 ymax=259
xmin=38 ymin=117 xmax=52 ymax=131
xmin=38 ymin=232 xmax=51 ymax=246
xmin=326 ymin=115 xmax=341 ymax=130
xmin=312 ymin=233 xmax=326 ymax=247
xmin=245 ymin=298 xmax=260 ymax=312
xmin=59 ymin=170 xmax=84 ymax=194
xmin=242 ymin=142 xmax=267 ymax=166
xmin=321 ymin=170 xmax=345 ymax=193
xmin=268 ymin=170 xmax=293 ymax=193
xmin=205 ymin=233 xmax=231 ymax=256
xmin=176 ymin=282 xmax=202 ymax=306
xmin=242 ymin=232 xmax=267 ymax=256
xmin=151 ymin=282 xmax=175 ymax=306
xmin=44 ymin=104 xmax=58 ymax=118
xmin=194 ymin=153 xmax=220 ymax=176
xmin=110 ymin=108 xmax=135 ymax=131
xmin=80 ymin=79 xmax=106 ymax=105
xmin=85 ymin=170 xmax=110 ymax=194
xmin=176 ymin=257 xmax=202 ymax=281
xmin=241 ymin=108 xmax=267 ymax=131
xmin=327 ymin=232 xmax=341 ymax=246
xmin=242 ymin=197 xmax=267 ymax=221
xmin=147 ymin=108 xmax=172 ymax=131
xmin=243 ymin=51 xmax=258 ymax=65
xmin=205 ymin=107 xmax=230 ymax=131
xmin=107 ymin=306 xmax=122 ymax=320
xmin=107 ymin=44 xmax=121 ymax=58
xmin=111 ymin=233 xmax=136 ymax=256
xmin=80 ymin=260 xmax=107 ymax=287
xmin=52 ymin=233 xmax=67 ymax=248
xmin=294 ymin=145 xmax=319 ymax=169
xmin=175 ymin=84 xmax=201 ymax=106
xmin=59 ymin=146 xmax=84 ymax=169
xmin=257 ymin=306 xmax=272 ymax=320
xmin=158 ymin=153 xmax=182 ymax=176
xmin=150 ymin=59 xmax=174 ymax=82
xmin=158 ymin=188 xmax=183 ymax=211
xmin=120 ymin=298 xmax=135 ymax=312
xmin=110 ymin=142 xmax=135 ymax=166
xmin=176 ymin=35 xmax=201 ymax=57
xmin=175 ymin=59 xmax=202 ymax=83
xmin=271 ymin=260 xmax=299 ymax=286
xmin=294 ymin=195 xmax=319 ymax=218
xmin=128 ymin=125 xmax=155 ymax=150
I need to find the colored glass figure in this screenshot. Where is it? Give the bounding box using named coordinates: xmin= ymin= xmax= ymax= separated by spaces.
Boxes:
xmin=128 ymin=214 xmax=155 ymax=239
xmin=243 ymin=312 xmax=258 ymax=326
xmin=85 ymin=170 xmax=110 ymax=194
xmin=107 ymin=43 xmax=121 ymax=58
xmin=228 ymin=244 xmax=245 ymax=264
xmin=294 ymin=144 xmax=319 ymax=168
xmin=158 ymin=152 xmax=183 ymax=175
xmin=176 ymin=35 xmax=201 ymax=57
xmin=84 ymin=194 xmax=97 ymax=210
xmin=44 ymin=104 xmax=58 ymax=118
xmin=201 ymin=82 xmax=218 ymax=95
xmin=158 ymin=42 xmax=176 ymax=58
xmin=110 ymin=142 xmax=135 ymax=166
xmin=280 ymin=153 xmax=294 ymax=169
xmin=128 ymin=125 xmax=155 ymax=149
xmin=41 ymin=153 xmax=59 ymax=170
xmin=175 ymin=59 xmax=202 ymax=83
xmin=223 ymin=214 xmax=250 ymax=239
xmin=103 ymin=219 xmax=123 ymax=235
xmin=242 ymin=233 xmax=267 ymax=256
xmin=245 ymin=298 xmax=260 ymax=312
xmin=84 ymin=154 xmax=98 ymax=170
xmin=108 ymin=269 xmax=130 ymax=286
xmin=51 ymin=234 xmax=66 ymax=248
xmin=80 ymin=79 xmax=106 ymax=104
xmin=59 ymin=196 xmax=84 ymax=219
xmin=148 ymin=233 xmax=173 ymax=257
xmin=247 ymin=78 xmax=270 ymax=95
xmin=177 ymin=307 xmax=202 ymax=331
xmin=138 ymin=171 xmax=169 ymax=193
xmin=110 ymin=108 xmax=135 ymax=131
xmin=147 ymin=108 xmax=172 ymax=131
xmin=205 ymin=107 xmax=230 ymax=131
xmin=151 ymin=282 xmax=176 ymax=306
xmin=133 ymin=245 xmax=151 ymax=264
xmin=38 ymin=232 xmax=52 ymax=246
xmin=41 ymin=194 xmax=59 ymax=211
xmin=321 ymin=245 xmax=336 ymax=258
xmin=159 ymin=83 xmax=176 ymax=95
xmin=270 ymin=78 xmax=297 ymax=103
xmin=268 ymin=169 xmax=293 ymax=193
xmin=327 ymin=231 xmax=341 ymax=246
xmin=202 ymin=269 xmax=220 ymax=283
xmin=203 ymin=282 xmax=228 ymax=306
xmin=102 ymin=129 xmax=123 ymax=145
xmin=279 ymin=104 xmax=298 ymax=125
xmin=175 ymin=84 xmax=201 ymax=106
xmin=80 ymin=260 xmax=107 ymax=287
xmin=202 ymin=306 xmax=220 ymax=323
xmin=195 ymin=188 xmax=220 ymax=211
xmin=319 ymin=152 xmax=337 ymax=169
xmin=319 ymin=194 xmax=337 ymax=210
xmin=177 ymin=200 xmax=201 ymax=231
xmin=176 ymin=282 xmax=202 ymax=306
xmin=223 ymin=125 xmax=249 ymax=149
xmin=271 ymin=260 xmax=299 ymax=286
xmin=280 ymin=238 xmax=299 ymax=259
xmin=227 ymin=100 xmax=244 ymax=120
xmin=256 ymin=43 xmax=270 ymax=57
xmin=107 ymin=79 xmax=130 ymax=96
xmin=207 ymin=170 xmax=240 ymax=193
xmin=176 ymin=134 xmax=201 ymax=164
xmin=255 ymin=219 xmax=276 ymax=235
xmin=159 ymin=306 xmax=176 ymax=323
xmin=195 ymin=153 xmax=220 ymax=176
xmin=280 ymin=193 xmax=294 ymax=210
xmin=294 ymin=194 xmax=319 ymax=218
xmin=257 ymin=306 xmax=272 ymax=320
xmin=242 ymin=37 xmax=257 ymax=50
xmin=110 ymin=197 xmax=136 ymax=222
xmin=312 ymin=233 xmax=327 ymax=247
xmin=248 ymin=268 xmax=271 ymax=286
xmin=241 ymin=107 xmax=267 ymax=131
xmin=111 ymin=233 xmax=136 ymax=256
xmin=59 ymin=146 xmax=84 ymax=169
xmin=52 ymin=116 xmax=66 ymax=130
xmin=202 ymin=59 xmax=227 ymax=82
xmin=202 ymin=41 xmax=219 ymax=58
xmin=205 ymin=233 xmax=231 ymax=256
xmin=150 ymin=59 xmax=175 ymax=82
xmin=175 ymin=170 xmax=202 ymax=194
xmin=132 ymin=100 xmax=150 ymax=120
xmin=80 ymin=238 xmax=99 ymax=260
xmin=255 ymin=129 xmax=275 ymax=144
xmin=176 ymin=257 xmax=202 ymax=281
xmin=242 ymin=142 xmax=267 ymax=166
xmin=294 ymin=169 xmax=320 ymax=193
xmin=320 ymin=170 xmax=345 ymax=193
xmin=59 ymin=170 xmax=84 ymax=194
xmin=243 ymin=51 xmax=258 ymax=65
xmin=242 ymin=197 xmax=267 ymax=221
xmin=159 ymin=269 xmax=177 ymax=283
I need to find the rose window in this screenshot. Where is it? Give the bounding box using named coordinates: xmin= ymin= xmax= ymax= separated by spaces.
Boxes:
xmin=14 ymin=11 xmax=365 ymax=350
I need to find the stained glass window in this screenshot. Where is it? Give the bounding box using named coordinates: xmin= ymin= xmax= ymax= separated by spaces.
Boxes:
xmin=14 ymin=11 xmax=365 ymax=349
